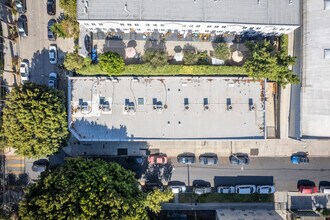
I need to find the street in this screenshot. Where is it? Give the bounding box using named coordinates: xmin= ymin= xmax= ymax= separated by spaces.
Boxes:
xmin=170 ymin=157 xmax=330 ymax=192
xmin=18 ymin=0 xmax=73 ymax=86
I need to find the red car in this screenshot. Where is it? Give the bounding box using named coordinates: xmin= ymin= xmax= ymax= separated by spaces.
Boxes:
xmin=148 ymin=153 xmax=168 ymax=165
xmin=299 ymin=186 xmax=318 ymax=194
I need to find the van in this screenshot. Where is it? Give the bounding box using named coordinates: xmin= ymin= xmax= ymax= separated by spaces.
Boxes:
xmin=320 ymin=186 xmax=330 ymax=194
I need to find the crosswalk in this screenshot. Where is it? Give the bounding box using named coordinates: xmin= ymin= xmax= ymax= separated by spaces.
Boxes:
xmin=6 ymin=155 xmax=25 ymax=175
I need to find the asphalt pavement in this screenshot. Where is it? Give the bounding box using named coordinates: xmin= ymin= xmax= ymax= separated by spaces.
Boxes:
xmin=170 ymin=157 xmax=330 ymax=192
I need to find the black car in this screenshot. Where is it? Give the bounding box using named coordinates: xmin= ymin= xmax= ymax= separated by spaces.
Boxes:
xmin=144 ymin=182 xmax=164 ymax=192
xmin=17 ymin=15 xmax=28 ymax=37
xmin=47 ymin=19 xmax=57 ymax=41
xmin=126 ymin=156 xmax=146 ymax=165
xmin=177 ymin=153 xmax=196 ymax=165
xmin=199 ymin=153 xmax=218 ymax=165
xmin=229 ymin=153 xmax=250 ymax=165
xmin=47 ymin=0 xmax=56 ymax=15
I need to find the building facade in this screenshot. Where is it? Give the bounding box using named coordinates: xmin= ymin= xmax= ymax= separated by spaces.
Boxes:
xmin=77 ymin=0 xmax=300 ymax=36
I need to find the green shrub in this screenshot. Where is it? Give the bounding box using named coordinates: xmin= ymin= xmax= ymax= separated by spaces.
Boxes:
xmin=214 ymin=43 xmax=230 ymax=60
xmin=143 ymin=49 xmax=168 ymax=67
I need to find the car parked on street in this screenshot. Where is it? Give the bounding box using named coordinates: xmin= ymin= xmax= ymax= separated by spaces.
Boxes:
xmin=48 ymin=72 xmax=57 ymax=89
xmin=15 ymin=0 xmax=26 ymax=14
xmin=257 ymin=185 xmax=275 ymax=194
xmin=47 ymin=19 xmax=57 ymax=41
xmin=320 ymin=186 xmax=330 ymax=194
xmin=148 ymin=153 xmax=168 ymax=165
xmin=126 ymin=156 xmax=146 ymax=165
xmin=229 ymin=153 xmax=250 ymax=165
xmin=235 ymin=185 xmax=256 ymax=194
xmin=32 ymin=159 xmax=49 ymax=173
xmin=144 ymin=182 xmax=164 ymax=192
xmin=193 ymin=182 xmax=212 ymax=195
xmin=19 ymin=61 xmax=29 ymax=82
xmin=17 ymin=15 xmax=28 ymax=37
xmin=299 ymin=185 xmax=318 ymax=194
xmin=168 ymin=181 xmax=187 ymax=193
xmin=49 ymin=45 xmax=57 ymax=64
xmin=291 ymin=153 xmax=309 ymax=164
xmin=47 ymin=0 xmax=56 ymax=15
xmin=217 ymin=186 xmax=235 ymax=194
xmin=177 ymin=153 xmax=196 ymax=165
xmin=199 ymin=153 xmax=218 ymax=165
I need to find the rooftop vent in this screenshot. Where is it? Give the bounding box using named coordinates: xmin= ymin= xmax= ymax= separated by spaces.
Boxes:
xmin=132 ymin=77 xmax=139 ymax=82
xmin=257 ymin=0 xmax=260 ymax=6
xmin=78 ymin=99 xmax=90 ymax=113
xmin=184 ymin=98 xmax=189 ymax=110
xmin=289 ymin=0 xmax=293 ymax=5
xmin=226 ymin=98 xmax=232 ymax=111
xmin=99 ymin=97 xmax=111 ymax=112
xmin=153 ymin=98 xmax=163 ymax=111
xmin=203 ymin=98 xmax=209 ymax=110
xmin=249 ymin=98 xmax=255 ymax=111
xmin=124 ymin=99 xmax=136 ymax=114
xmin=325 ymin=0 xmax=330 ymax=10
xmin=324 ymin=49 xmax=330 ymax=58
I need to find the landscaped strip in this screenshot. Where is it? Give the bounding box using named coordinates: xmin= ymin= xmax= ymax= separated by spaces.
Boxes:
xmin=178 ymin=193 xmax=274 ymax=203
xmin=77 ymin=64 xmax=246 ymax=76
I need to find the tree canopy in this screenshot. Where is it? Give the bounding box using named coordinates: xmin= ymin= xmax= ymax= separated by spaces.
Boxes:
xmin=98 ymin=52 xmax=125 ymax=75
xmin=59 ymin=0 xmax=77 ymax=19
xmin=243 ymin=40 xmax=299 ymax=86
xmin=64 ymin=52 xmax=90 ymax=71
xmin=19 ymin=158 xmax=172 ymax=220
xmin=144 ymin=189 xmax=174 ymax=214
xmin=1 ymin=83 xmax=68 ymax=158
xmin=214 ymin=43 xmax=231 ymax=60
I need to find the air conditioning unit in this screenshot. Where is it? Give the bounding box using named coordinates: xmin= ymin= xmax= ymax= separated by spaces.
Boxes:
xmin=227 ymin=105 xmax=233 ymax=111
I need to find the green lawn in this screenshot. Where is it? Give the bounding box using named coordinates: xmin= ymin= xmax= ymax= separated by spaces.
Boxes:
xmin=179 ymin=193 xmax=274 ymax=203
xmin=77 ymin=64 xmax=246 ymax=76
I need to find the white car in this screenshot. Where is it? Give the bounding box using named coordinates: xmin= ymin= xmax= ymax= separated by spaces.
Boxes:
xmin=235 ymin=185 xmax=256 ymax=194
xmin=19 ymin=61 xmax=29 ymax=82
xmin=49 ymin=45 xmax=57 ymax=64
xmin=48 ymin=72 xmax=57 ymax=88
xmin=257 ymin=185 xmax=275 ymax=194
xmin=167 ymin=182 xmax=187 ymax=194
xmin=217 ymin=186 xmax=235 ymax=194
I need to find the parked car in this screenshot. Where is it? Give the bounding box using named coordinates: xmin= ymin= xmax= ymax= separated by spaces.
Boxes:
xmin=199 ymin=154 xmax=218 ymax=165
xmin=299 ymin=185 xmax=318 ymax=194
xmin=193 ymin=182 xmax=212 ymax=195
xmin=47 ymin=19 xmax=57 ymax=41
xmin=291 ymin=154 xmax=309 ymax=164
xmin=168 ymin=181 xmax=187 ymax=193
xmin=320 ymin=186 xmax=330 ymax=194
xmin=19 ymin=61 xmax=29 ymax=82
xmin=49 ymin=45 xmax=57 ymax=64
xmin=126 ymin=156 xmax=146 ymax=165
xmin=32 ymin=159 xmax=49 ymax=172
xmin=144 ymin=182 xmax=164 ymax=192
xmin=217 ymin=186 xmax=235 ymax=194
xmin=257 ymin=185 xmax=275 ymax=194
xmin=15 ymin=0 xmax=26 ymax=14
xmin=229 ymin=153 xmax=250 ymax=165
xmin=48 ymin=72 xmax=57 ymax=88
xmin=177 ymin=153 xmax=196 ymax=165
xmin=17 ymin=15 xmax=28 ymax=37
xmin=235 ymin=185 xmax=256 ymax=194
xmin=148 ymin=153 xmax=168 ymax=165
xmin=47 ymin=0 xmax=56 ymax=15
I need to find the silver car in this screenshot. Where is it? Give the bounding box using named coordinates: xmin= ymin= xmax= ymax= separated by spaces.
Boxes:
xmin=257 ymin=185 xmax=275 ymax=194
xmin=217 ymin=186 xmax=235 ymax=194
xmin=235 ymin=185 xmax=256 ymax=194
xmin=168 ymin=181 xmax=187 ymax=193
xmin=49 ymin=45 xmax=57 ymax=64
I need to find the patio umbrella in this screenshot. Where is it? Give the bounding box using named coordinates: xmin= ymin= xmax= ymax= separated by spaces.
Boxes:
xmin=125 ymin=47 xmax=136 ymax=59
xmin=174 ymin=52 xmax=184 ymax=62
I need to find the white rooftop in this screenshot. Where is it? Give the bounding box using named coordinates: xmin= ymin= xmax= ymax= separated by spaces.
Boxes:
xmin=77 ymin=0 xmax=300 ymax=26
xmin=301 ymin=0 xmax=330 ymax=137
xmin=68 ymin=77 xmax=265 ymax=141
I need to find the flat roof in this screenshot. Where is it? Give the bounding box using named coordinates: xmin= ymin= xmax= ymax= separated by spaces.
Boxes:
xmin=68 ymin=77 xmax=265 ymax=141
xmin=77 ymin=0 xmax=300 ymax=26
xmin=301 ymin=0 xmax=330 ymax=137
